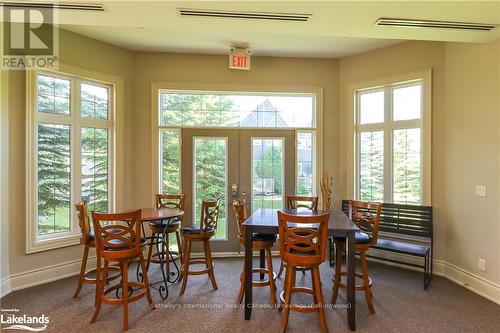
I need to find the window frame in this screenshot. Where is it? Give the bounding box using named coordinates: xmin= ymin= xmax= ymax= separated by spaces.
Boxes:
xmin=151 ymin=82 xmax=324 ymax=209
xmin=26 ymin=64 xmax=123 ymax=253
xmin=348 ymin=70 xmax=432 ymax=205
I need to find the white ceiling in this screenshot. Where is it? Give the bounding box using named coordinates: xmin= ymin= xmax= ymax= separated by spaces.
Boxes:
xmin=51 ymin=1 xmax=500 ymax=58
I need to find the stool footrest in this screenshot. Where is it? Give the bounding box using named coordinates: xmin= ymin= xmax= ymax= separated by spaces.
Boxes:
xmin=184 ymin=259 xmax=214 ymax=275
xmin=102 ymin=282 xmax=147 ymax=305
xmin=335 ymin=271 xmax=373 ymax=290
xmin=240 ymin=269 xmax=276 ymax=286
xmin=279 ymin=289 xmax=321 ymax=313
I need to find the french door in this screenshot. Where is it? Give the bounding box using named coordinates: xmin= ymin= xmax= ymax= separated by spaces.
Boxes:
xmin=181 ymin=128 xmax=295 ymax=253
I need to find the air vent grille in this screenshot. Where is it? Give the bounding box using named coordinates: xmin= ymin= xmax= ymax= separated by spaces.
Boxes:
xmin=0 ymin=1 xmax=104 ymax=11
xmin=376 ymin=18 xmax=495 ymax=31
xmin=178 ymin=8 xmax=310 ymax=22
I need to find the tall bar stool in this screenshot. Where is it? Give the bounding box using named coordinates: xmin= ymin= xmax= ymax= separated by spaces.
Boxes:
xmin=179 ymin=199 xmax=220 ymax=295
xmin=331 ymin=200 xmax=382 ymax=314
xmin=146 ymin=194 xmax=185 ymax=278
xmin=233 ymin=200 xmax=277 ymax=305
xmin=91 ymin=209 xmax=154 ymax=330
xmin=277 ymin=195 xmax=319 ymax=279
xmin=73 ymin=202 xmax=120 ymax=301
xmin=278 ymin=210 xmax=330 ymax=333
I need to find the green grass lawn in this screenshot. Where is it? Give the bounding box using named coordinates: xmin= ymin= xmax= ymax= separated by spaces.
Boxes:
xmin=38 ymin=206 xmax=71 ymax=235
xmin=252 ymin=195 xmax=283 ymax=211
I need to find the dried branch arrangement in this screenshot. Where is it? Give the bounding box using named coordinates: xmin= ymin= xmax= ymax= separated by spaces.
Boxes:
xmin=320 ymin=170 xmax=334 ymax=210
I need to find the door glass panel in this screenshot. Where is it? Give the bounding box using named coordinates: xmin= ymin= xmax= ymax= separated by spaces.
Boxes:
xmin=193 ymin=137 xmax=227 ymax=239
xmin=252 ymin=138 xmax=284 ymax=212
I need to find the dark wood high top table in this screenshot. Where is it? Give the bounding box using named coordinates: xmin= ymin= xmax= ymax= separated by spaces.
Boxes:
xmin=242 ymin=208 xmax=359 ymax=331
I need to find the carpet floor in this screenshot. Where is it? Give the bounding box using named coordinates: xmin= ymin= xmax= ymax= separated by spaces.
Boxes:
xmin=1 ymin=257 xmax=499 ymax=333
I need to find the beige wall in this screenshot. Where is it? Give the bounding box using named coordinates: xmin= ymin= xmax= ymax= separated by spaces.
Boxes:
xmin=130 ymin=52 xmax=339 ymax=209
xmin=6 ymin=29 xmax=133 ymax=277
xmin=443 ymin=39 xmax=500 ymax=283
xmin=1 ymin=62 xmax=10 ymax=285
xmin=3 ymin=26 xmax=500 ymax=297
xmin=337 ymin=39 xmax=500 ymax=285
xmin=338 ymin=41 xmax=447 ymax=262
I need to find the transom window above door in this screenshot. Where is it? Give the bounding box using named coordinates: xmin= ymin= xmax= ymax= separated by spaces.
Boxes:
xmin=158 ymin=91 xmax=315 ymax=128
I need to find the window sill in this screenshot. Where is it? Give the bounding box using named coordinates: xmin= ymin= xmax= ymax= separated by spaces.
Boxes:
xmin=26 ymin=233 xmax=80 ymax=254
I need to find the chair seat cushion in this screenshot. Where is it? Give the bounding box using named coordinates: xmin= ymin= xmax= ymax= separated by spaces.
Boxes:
xmin=105 ymin=237 xmax=148 ymax=250
xmin=88 ymin=228 xmax=123 ymax=241
xmin=373 ymin=239 xmax=430 ymax=256
xmin=148 ymin=219 xmax=181 ymax=228
xmin=181 ymin=224 xmax=215 ymax=234
xmin=334 ymin=231 xmax=372 ymax=244
xmin=252 ymin=233 xmax=277 ymax=241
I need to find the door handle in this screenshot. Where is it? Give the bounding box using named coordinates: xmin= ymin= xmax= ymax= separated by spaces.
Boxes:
xmin=232 ymin=184 xmax=238 ymax=199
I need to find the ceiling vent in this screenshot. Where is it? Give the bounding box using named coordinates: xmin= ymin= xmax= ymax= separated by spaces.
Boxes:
xmin=0 ymin=1 xmax=104 ymax=11
xmin=178 ymin=8 xmax=311 ymax=22
xmin=376 ymin=18 xmax=496 ymax=31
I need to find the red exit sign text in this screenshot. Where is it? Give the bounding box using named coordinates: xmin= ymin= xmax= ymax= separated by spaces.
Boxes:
xmin=229 ymin=48 xmax=251 ymax=70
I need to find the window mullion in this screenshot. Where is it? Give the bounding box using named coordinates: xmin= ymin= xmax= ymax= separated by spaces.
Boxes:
xmin=384 ymin=86 xmax=393 ymax=203
xmin=72 ymin=78 xmax=82 ymax=233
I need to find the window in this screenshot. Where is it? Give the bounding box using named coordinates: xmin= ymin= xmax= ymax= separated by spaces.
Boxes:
xmin=297 ymin=132 xmax=315 ymax=196
xmin=355 ymin=79 xmax=429 ymax=205
xmin=251 ymin=138 xmax=284 ymax=212
xmin=159 ymin=129 xmax=181 ymax=194
xmin=27 ymin=70 xmax=115 ymax=252
xmin=159 ymin=91 xmax=315 ymax=128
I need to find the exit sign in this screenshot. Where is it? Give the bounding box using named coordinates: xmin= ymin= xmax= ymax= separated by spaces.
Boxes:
xmin=229 ymin=48 xmax=251 ymax=70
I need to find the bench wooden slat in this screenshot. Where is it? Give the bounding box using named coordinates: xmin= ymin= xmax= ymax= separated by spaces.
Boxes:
xmin=341 ymin=200 xmax=433 ymax=238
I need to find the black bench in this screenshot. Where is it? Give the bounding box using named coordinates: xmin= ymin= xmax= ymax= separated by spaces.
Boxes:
xmin=334 ymin=200 xmax=433 ymax=289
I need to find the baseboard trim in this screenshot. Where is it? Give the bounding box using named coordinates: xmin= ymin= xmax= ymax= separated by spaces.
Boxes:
xmin=440 ymin=260 xmax=500 ymax=305
xmin=1 ymin=252 xmax=499 ymax=306
xmin=1 ymin=275 xmax=11 ymax=298
xmin=1 ymin=256 xmax=97 ymax=299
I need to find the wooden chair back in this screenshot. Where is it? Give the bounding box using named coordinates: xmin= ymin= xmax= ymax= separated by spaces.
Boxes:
xmin=232 ymin=200 xmax=246 ymax=241
xmin=200 ymin=199 xmax=221 ymax=232
xmin=277 ymin=211 xmax=330 ymax=266
xmin=75 ymin=201 xmax=91 ymax=244
xmin=286 ymin=195 xmax=319 ymax=211
xmin=349 ymin=200 xmax=382 ymax=245
xmin=156 ymin=193 xmax=185 ymax=210
xmin=92 ymin=210 xmax=142 ymax=260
